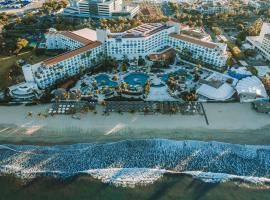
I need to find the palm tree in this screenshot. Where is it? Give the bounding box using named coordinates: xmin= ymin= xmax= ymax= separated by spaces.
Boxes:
xmin=194 ymin=63 xmax=202 ymax=73
xmin=101 ymin=100 xmax=107 ymax=106
xmin=27 ymin=112 xmax=33 ymax=117
xmin=76 ymin=90 xmax=81 ymax=100
xmin=80 ymin=65 xmax=86 ymax=76
xmin=112 ymin=74 xmax=119 ymax=81
xmin=64 ymin=92 xmax=69 ymax=100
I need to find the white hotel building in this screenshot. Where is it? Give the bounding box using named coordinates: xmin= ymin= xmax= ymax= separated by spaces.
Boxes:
xmin=98 ymin=22 xmax=227 ymax=67
xmin=20 ymin=28 xmax=103 ymax=90
xmin=246 ymin=23 xmax=270 ymax=62
xmin=99 ymin=23 xmax=177 ymax=59
xmin=18 ymin=22 xmax=227 ymax=93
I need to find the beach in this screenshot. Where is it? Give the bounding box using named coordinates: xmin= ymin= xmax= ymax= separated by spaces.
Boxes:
xmin=0 ymin=103 xmax=270 ymax=199
xmin=0 ymin=102 xmax=269 ymax=144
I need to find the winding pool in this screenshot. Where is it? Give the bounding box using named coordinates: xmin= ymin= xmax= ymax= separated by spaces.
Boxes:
xmin=124 ymin=73 xmax=149 ymax=86
xmin=95 ymin=74 xmax=118 ymax=87
xmin=159 ymin=69 xmax=193 ymax=82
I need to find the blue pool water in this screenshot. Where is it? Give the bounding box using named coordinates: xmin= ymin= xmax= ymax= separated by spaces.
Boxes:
xmin=159 ymin=74 xmax=169 ymax=82
xmin=95 ymin=74 xmax=118 ymax=87
xmin=159 ymin=70 xmax=193 ymax=82
xmin=124 ymin=73 xmax=149 ymax=86
xmin=187 ymin=74 xmax=193 ymax=80
xmin=151 ymin=83 xmax=165 ymax=87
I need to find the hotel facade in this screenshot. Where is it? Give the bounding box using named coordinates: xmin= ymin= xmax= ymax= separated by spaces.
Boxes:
xmin=22 ymin=28 xmax=103 ymax=89
xmin=246 ymin=23 xmax=270 ymax=62
xmin=20 ymin=21 xmax=228 ymax=91
xmin=98 ymin=22 xmax=227 ymax=67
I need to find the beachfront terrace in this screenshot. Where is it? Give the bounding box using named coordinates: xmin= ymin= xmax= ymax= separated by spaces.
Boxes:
xmin=48 ymin=101 xmax=96 ymax=116
xmin=104 ymin=101 xmax=203 ymax=115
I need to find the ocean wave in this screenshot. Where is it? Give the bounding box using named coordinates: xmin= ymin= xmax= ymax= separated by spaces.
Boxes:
xmin=0 ymin=139 xmax=270 ymax=187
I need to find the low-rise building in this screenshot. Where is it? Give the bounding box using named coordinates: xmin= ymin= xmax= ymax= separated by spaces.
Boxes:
xmin=196 ymin=73 xmax=236 ymax=101
xmin=235 ymin=76 xmax=268 ymax=102
xmin=185 ymin=0 xmax=232 ymax=15
xmin=8 ymin=82 xmax=42 ymax=101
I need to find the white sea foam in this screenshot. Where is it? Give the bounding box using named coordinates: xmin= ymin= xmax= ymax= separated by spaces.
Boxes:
xmin=0 ymin=139 xmax=269 ymax=187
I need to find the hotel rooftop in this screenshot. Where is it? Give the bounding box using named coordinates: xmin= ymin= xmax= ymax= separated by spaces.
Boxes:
xmin=46 ymin=28 xmax=98 ymax=45
xmin=43 ymin=41 xmax=102 ymax=66
xmin=169 ymin=33 xmax=217 ymax=49
xmin=109 ymin=23 xmax=169 ymax=38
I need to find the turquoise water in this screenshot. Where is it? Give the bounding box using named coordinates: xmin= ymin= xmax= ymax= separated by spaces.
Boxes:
xmin=124 ymin=73 xmax=149 ymax=86
xmin=151 ymin=83 xmax=165 ymax=87
xmin=95 ymin=74 xmax=118 ymax=87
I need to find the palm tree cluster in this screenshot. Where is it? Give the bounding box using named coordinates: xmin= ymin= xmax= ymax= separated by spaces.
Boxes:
xmin=41 ymin=0 xmax=68 ymax=14
xmin=99 ymin=17 xmax=142 ymax=32
xmin=180 ymin=90 xmax=197 ymax=101
xmin=144 ymin=80 xmax=151 ymax=94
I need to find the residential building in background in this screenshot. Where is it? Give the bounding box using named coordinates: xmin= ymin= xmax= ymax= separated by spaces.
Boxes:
xmin=246 ymin=23 xmax=270 ymax=62
xmin=63 ymin=0 xmax=140 ymax=19
xmin=183 ymin=0 xmax=232 ymax=15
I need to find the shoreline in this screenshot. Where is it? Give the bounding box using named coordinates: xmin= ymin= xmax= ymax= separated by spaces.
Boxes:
xmin=0 ymin=102 xmax=269 ymax=144
xmin=1 ymin=139 xmax=270 ymax=187
xmin=1 ymin=168 xmax=270 ymax=188
xmin=0 ymin=172 xmax=269 ymax=200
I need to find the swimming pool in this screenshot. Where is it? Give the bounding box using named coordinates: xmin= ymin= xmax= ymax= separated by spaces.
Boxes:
xmin=95 ymin=74 xmax=118 ymax=87
xmin=151 ymin=83 xmax=165 ymax=87
xmin=186 ymin=74 xmax=193 ymax=80
xmin=159 ymin=70 xmax=193 ymax=82
xmin=123 ymin=73 xmax=149 ymax=86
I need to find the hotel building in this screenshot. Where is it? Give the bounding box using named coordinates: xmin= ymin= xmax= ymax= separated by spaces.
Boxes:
xmin=99 ymin=23 xmax=177 ymax=59
xmin=246 ymin=23 xmax=270 ymax=62
xmin=168 ymin=33 xmax=227 ymax=67
xmin=98 ymin=22 xmax=227 ymax=67
xmin=21 ymin=28 xmax=103 ymax=90
xmin=19 ymin=21 xmax=227 ymax=92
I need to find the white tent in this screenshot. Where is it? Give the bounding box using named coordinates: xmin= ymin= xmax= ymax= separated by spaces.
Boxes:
xmin=236 ymin=76 xmax=268 ymax=102
xmin=197 ymin=83 xmax=235 ymax=101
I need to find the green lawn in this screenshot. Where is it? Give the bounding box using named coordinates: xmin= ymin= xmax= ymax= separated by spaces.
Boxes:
xmin=0 ymin=50 xmax=52 ymax=90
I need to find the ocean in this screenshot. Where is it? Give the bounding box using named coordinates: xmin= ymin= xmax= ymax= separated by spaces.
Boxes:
xmin=0 ymin=139 xmax=270 ymax=199
xmin=0 ymin=174 xmax=269 ymax=200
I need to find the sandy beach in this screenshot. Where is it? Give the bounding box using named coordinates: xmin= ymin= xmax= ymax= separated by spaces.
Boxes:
xmin=0 ymin=103 xmax=269 ymax=144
